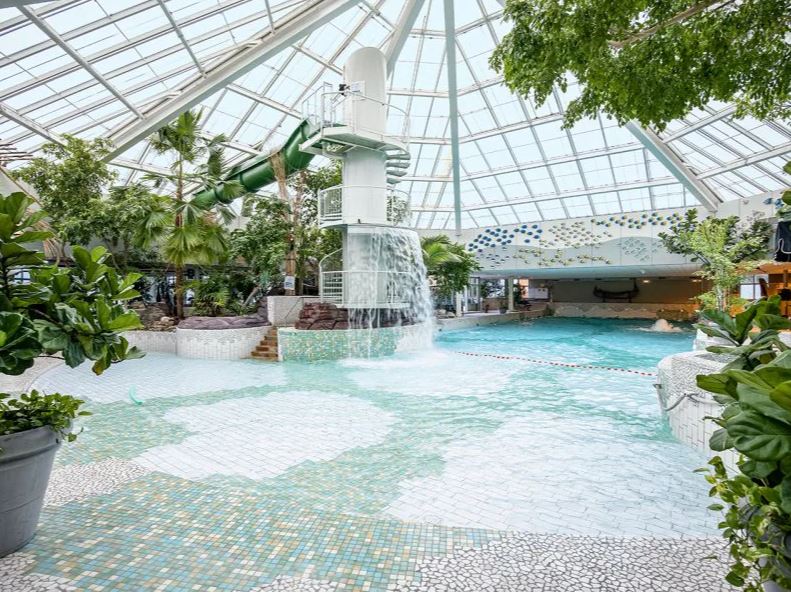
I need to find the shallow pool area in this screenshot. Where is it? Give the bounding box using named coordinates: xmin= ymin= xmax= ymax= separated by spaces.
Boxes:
xmin=7 ymin=318 xmax=732 ymax=591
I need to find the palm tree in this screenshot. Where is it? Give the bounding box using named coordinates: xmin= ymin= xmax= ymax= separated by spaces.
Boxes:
xmin=142 ymin=109 xmax=244 ymax=318
xmin=421 ymin=235 xmax=462 ymax=274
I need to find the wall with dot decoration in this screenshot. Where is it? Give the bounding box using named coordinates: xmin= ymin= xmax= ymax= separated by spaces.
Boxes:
xmin=448 ymin=194 xmax=777 ymax=277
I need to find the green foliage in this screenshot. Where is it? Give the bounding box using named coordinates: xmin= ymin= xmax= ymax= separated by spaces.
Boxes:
xmin=0 ymin=390 xmax=90 ymax=444
xmin=143 ymin=109 xmax=242 ymax=317
xmin=0 ymin=192 xmax=144 ymax=376
xmin=659 ymin=210 xmax=771 ymax=310
xmin=13 ymin=135 xmax=116 ymax=246
xmin=187 ymin=270 xmax=259 ymax=317
xmin=421 ymin=235 xmax=481 ymax=299
xmin=774 ymin=162 xmax=791 ymax=223
xmin=697 ymin=297 xmax=791 ymax=589
xmin=187 ymin=273 xmax=230 ymax=316
xmin=231 ymin=163 xmax=343 ymax=293
xmin=491 ymin=0 xmax=791 ymax=131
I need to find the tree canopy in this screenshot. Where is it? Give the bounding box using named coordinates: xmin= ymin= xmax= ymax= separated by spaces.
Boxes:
xmin=490 ymin=0 xmax=791 ymax=130
xmin=13 ymin=135 xmax=117 ymax=246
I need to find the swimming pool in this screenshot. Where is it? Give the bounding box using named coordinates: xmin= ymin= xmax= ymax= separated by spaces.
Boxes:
xmin=16 ymin=318 xmax=727 ymax=591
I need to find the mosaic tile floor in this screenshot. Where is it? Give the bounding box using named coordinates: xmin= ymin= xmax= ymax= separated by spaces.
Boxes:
xmin=4 ymin=320 xmax=736 ymax=591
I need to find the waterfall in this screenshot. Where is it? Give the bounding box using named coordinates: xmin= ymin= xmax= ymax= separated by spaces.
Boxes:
xmin=343 ymin=226 xmax=434 ymax=354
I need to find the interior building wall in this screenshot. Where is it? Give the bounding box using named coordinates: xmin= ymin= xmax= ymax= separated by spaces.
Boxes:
xmin=543 ymin=278 xmax=705 ymax=304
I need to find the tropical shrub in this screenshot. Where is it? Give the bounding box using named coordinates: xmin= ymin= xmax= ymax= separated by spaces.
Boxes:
xmin=421 ymin=235 xmax=480 ymax=300
xmin=13 ymin=135 xmax=116 ymax=247
xmin=697 ymin=296 xmax=791 ymax=589
xmin=659 ymin=211 xmax=771 ymax=311
xmin=0 ymin=391 xmax=89 ymax=443
xmin=0 ymin=191 xmax=144 ymax=445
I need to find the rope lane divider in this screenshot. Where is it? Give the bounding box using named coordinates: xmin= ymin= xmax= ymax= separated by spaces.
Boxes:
xmin=456 ymin=351 xmax=657 ymax=377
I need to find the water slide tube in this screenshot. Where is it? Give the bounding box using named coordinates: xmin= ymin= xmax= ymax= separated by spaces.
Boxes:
xmin=192 ymin=118 xmax=316 ymax=209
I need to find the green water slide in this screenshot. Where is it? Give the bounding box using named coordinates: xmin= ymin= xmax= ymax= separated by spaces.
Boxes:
xmin=192 ymin=118 xmax=316 ymax=209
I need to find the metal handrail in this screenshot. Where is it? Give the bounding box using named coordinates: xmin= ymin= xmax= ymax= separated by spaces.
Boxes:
xmin=317 ymin=184 xmax=411 ymax=226
xmin=302 ymin=87 xmax=410 ymax=145
xmin=319 ymin=269 xmax=415 ymax=306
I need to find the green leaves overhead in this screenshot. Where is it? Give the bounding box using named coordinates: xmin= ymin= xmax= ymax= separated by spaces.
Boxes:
xmin=491 ymin=0 xmax=791 ymax=131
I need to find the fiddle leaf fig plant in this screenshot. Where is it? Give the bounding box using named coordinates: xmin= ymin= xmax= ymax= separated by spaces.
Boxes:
xmin=696 ymin=296 xmax=791 ymax=589
xmin=0 ymin=191 xmax=145 ymax=446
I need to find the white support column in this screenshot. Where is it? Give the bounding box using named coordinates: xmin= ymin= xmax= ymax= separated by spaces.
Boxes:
xmin=507 ymin=277 xmax=515 ymax=312
xmin=443 ymin=0 xmax=463 ymax=236
xmin=455 ymin=291 xmax=464 ymax=317
xmin=625 ymin=121 xmax=721 ymax=212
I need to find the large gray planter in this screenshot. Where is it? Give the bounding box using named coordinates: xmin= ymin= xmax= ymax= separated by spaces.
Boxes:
xmin=0 ymin=426 xmax=62 ymax=557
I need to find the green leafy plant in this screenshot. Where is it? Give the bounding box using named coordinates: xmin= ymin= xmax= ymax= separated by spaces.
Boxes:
xmin=0 ymin=391 xmax=90 ymax=443
xmin=659 ymin=211 xmax=771 ymax=311
xmin=0 ymin=191 xmax=144 ymax=375
xmin=12 ymin=135 xmax=116 ymax=248
xmin=490 ymin=0 xmax=790 ymax=131
xmin=421 ymin=235 xmax=481 ymax=300
xmin=696 ymin=296 xmax=791 ymax=589
xmin=142 ymin=109 xmax=243 ymax=318
xmin=231 ymin=162 xmax=342 ymax=297
xmin=187 ymin=274 xmax=230 ymax=317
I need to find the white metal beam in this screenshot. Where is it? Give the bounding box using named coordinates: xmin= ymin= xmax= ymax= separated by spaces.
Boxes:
xmin=0 ymin=0 xmax=51 ymax=6
xmin=699 ymin=142 xmax=791 ymax=178
xmin=156 ymin=0 xmax=205 ymax=75
xmin=19 ymin=5 xmax=143 ymax=119
xmin=105 ymin=0 xmax=359 ymax=159
xmin=384 ymin=0 xmax=426 ymax=74
xmin=0 ymin=102 xmax=65 ymax=145
xmin=625 ymin=121 xmax=720 ymax=211
xmin=443 ymin=0 xmax=463 ymax=236
xmin=410 ymin=178 xmax=683 ymax=213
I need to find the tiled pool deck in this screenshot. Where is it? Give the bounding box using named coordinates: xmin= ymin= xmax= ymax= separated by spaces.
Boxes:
xmin=2 ymin=340 xmax=734 ymax=591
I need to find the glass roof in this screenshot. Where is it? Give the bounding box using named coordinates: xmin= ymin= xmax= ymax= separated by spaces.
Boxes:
xmin=1 ymin=0 xmax=789 ymax=230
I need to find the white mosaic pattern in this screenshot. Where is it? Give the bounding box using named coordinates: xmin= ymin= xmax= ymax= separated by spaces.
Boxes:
xmin=400 ymin=534 xmax=733 ymax=592
xmin=32 ymin=353 xmax=286 ymax=403
xmin=44 ymin=459 xmax=152 ymax=507
xmin=251 ymin=576 xmax=338 ymax=592
xmin=343 ymin=349 xmax=522 ymax=398
xmin=176 ymin=326 xmax=266 ymax=360
xmin=134 ymin=391 xmax=396 ymax=480
xmin=658 ymin=351 xmax=739 ymax=470
xmin=385 ymin=414 xmax=715 ymax=536
xmin=0 ymin=554 xmax=75 ymax=592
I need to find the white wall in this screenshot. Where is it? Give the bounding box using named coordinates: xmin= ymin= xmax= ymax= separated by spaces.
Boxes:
xmin=124 ymin=327 xmax=266 ymax=360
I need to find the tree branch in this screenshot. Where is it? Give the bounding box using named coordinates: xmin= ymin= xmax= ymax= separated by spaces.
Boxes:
xmin=608 ymin=0 xmax=737 ymax=50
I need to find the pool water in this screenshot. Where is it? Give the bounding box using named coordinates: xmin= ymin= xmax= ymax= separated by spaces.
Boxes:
xmin=35 ymin=317 xmax=714 ymax=538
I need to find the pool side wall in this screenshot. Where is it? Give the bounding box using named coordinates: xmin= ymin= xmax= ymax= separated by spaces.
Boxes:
xmin=552 ymin=302 xmax=697 ymax=319
xmin=278 ymin=323 xmax=432 ymax=362
xmin=656 ymin=350 xmax=738 ymax=470
xmin=436 ymin=310 xmax=542 ymax=332
xmin=124 ymin=327 xmax=266 ymax=360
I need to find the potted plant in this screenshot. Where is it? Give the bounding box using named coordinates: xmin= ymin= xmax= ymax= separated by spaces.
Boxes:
xmin=0 ymin=192 xmax=143 ymax=557
xmin=695 ymin=297 xmax=791 ymax=590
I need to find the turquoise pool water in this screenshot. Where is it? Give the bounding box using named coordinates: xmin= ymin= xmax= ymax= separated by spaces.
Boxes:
xmin=21 ymin=317 xmax=721 ymax=591
xmin=37 ymin=317 xmax=713 ymax=538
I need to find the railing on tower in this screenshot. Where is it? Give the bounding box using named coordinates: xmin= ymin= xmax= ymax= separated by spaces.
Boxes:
xmin=302 ymin=84 xmax=410 ymax=146
xmin=318 ymin=185 xmax=411 ymax=227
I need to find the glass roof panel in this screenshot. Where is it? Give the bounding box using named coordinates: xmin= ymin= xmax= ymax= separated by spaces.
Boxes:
xmin=0 ymin=0 xmax=788 ymax=231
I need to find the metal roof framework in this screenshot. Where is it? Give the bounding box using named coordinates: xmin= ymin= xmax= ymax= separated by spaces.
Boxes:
xmin=0 ymin=0 xmax=787 ymax=230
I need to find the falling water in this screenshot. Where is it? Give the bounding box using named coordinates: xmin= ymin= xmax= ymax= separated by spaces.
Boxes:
xmin=343 ymin=226 xmax=434 ymax=355
xmin=643 ymin=319 xmax=682 ymax=333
